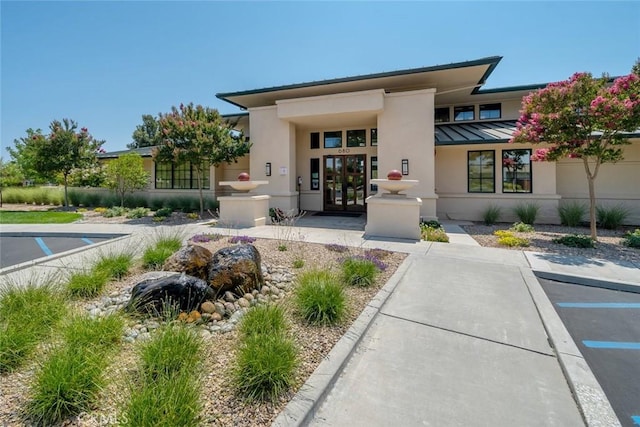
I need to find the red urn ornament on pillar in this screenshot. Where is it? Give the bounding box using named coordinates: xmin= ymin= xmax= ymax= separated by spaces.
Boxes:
xmin=387 ymin=170 xmax=402 ymax=181
xmin=238 ymin=172 xmax=251 ymax=182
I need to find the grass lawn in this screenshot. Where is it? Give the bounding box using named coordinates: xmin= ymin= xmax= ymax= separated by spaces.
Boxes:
xmin=0 ymin=211 xmax=82 ymax=224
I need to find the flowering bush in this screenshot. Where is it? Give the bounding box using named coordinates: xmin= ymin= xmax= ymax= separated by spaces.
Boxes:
xmin=325 ymin=243 xmax=349 ymax=253
xmin=229 ymin=235 xmax=256 ymax=244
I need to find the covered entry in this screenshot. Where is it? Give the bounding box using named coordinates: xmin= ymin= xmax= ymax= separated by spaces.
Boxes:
xmin=323 ymin=154 xmax=366 ymax=212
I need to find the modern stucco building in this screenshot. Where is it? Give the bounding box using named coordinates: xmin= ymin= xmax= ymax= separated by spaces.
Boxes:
xmin=102 ymin=56 xmax=640 ymax=224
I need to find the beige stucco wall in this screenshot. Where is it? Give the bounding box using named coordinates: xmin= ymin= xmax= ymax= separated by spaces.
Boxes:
xmin=378 ymin=89 xmax=437 ymax=219
xmin=557 ymin=139 xmax=640 ymax=224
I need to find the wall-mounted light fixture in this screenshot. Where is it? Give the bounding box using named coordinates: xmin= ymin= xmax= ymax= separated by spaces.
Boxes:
xmin=401 ymin=159 xmax=409 ymax=175
xmin=265 ymin=162 xmax=272 ymax=176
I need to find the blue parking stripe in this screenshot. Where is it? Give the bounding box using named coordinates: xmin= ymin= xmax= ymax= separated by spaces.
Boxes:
xmin=34 ymin=237 xmax=53 ymax=256
xmin=583 ymin=341 xmax=640 ymax=350
xmin=632 ymin=415 xmax=640 ymax=425
xmin=558 ymin=303 xmax=640 ymax=308
xmin=81 ymin=237 xmax=94 ymax=245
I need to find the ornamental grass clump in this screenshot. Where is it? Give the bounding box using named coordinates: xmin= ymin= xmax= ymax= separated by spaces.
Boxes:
xmin=94 ymin=251 xmax=134 ymax=280
xmin=66 ymin=269 xmax=109 ymax=298
xmin=238 ymin=304 xmax=288 ymax=338
xmin=123 ymin=323 xmax=203 ymax=427
xmin=0 ymin=282 xmax=67 ymax=373
xmin=558 ymin=202 xmax=587 ymax=227
xmin=513 ymin=202 xmax=540 ymax=225
xmin=26 ymin=314 xmax=123 ymax=425
xmin=596 ymin=205 xmax=629 ymax=230
xmin=142 ymin=232 xmax=183 ymax=269
xmin=341 ymin=257 xmax=379 ymax=287
xmin=295 ymin=270 xmax=346 ymax=326
xmin=482 ymin=205 xmax=502 ymax=226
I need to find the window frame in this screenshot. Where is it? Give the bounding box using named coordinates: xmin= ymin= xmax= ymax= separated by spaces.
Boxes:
xmin=370 ymin=156 xmax=378 ymax=192
xmin=324 ymin=131 xmax=342 ymax=149
xmin=435 ymin=107 xmax=450 ymax=123
xmin=467 ymin=150 xmax=495 ymax=193
xmin=370 ymin=128 xmax=378 ymax=146
xmin=501 ymin=149 xmax=532 ymax=194
xmin=154 ymin=161 xmax=210 ymax=190
xmin=310 ymin=132 xmax=320 ymax=149
xmin=454 ymin=105 xmax=475 ymax=122
xmin=479 ymin=103 xmax=502 ymax=120
xmin=346 ymin=129 xmax=366 ymax=148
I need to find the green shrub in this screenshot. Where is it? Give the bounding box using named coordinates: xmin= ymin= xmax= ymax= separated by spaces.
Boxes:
xmin=493 ymin=230 xmax=512 ymax=238
xmin=148 ymin=197 xmax=165 ymax=211
xmin=596 ymin=205 xmax=629 ymax=230
xmin=553 ymin=234 xmax=595 ymax=248
xmin=0 ymin=283 xmax=67 ymax=373
xmin=623 ymin=229 xmax=640 ymax=248
xmin=295 ymin=272 xmax=346 ymax=326
xmin=154 ymin=207 xmax=173 ymax=218
xmin=341 ymin=258 xmax=378 ymax=287
xmin=238 ymin=304 xmax=288 ymax=338
xmin=67 ymin=189 xmax=82 ymax=207
xmin=421 ymin=226 xmax=449 ymax=243
xmin=483 ymin=205 xmax=502 ymax=226
xmin=293 ymin=258 xmax=305 ymax=269
xmin=558 ymin=202 xmax=587 ymax=227
xmin=510 ymin=222 xmax=534 ymax=233
xmin=420 ymin=220 xmax=442 ymax=229
xmin=103 ymin=206 xmax=128 ymax=217
xmin=233 ymin=333 xmax=298 ymax=402
xmin=126 ymin=207 xmax=150 ymax=219
xmin=67 ymin=270 xmax=109 ymax=298
xmin=123 ymin=194 xmax=148 ymax=209
xmin=94 ymin=252 xmax=134 ymax=280
xmin=513 ymin=202 xmax=540 ymax=225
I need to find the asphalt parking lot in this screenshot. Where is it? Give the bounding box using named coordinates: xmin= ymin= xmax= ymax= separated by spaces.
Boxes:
xmin=540 ymin=278 xmax=640 ymax=427
xmin=0 ymin=233 xmax=125 ymax=270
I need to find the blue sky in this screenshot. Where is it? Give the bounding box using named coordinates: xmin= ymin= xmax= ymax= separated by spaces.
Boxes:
xmin=2 ymin=1 xmax=639 ymax=153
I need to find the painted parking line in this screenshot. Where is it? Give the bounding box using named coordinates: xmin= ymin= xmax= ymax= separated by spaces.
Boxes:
xmin=34 ymin=237 xmax=53 ymax=256
xmin=632 ymin=415 xmax=640 ymax=425
xmin=582 ymin=341 xmax=640 ymax=350
xmin=557 ymin=302 xmax=640 ymax=308
xmin=81 ymin=237 xmax=94 ymax=245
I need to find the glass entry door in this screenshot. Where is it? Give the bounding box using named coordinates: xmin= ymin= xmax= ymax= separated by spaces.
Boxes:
xmin=323 ymin=155 xmax=366 ymax=212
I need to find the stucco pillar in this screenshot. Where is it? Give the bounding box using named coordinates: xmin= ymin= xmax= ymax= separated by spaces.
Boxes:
xmin=247 ymin=106 xmax=297 ymax=211
xmin=378 ymin=89 xmax=438 ymax=220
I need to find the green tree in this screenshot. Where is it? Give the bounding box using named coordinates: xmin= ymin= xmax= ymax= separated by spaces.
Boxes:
xmin=10 ymin=119 xmax=104 ymax=207
xmin=0 ymin=157 xmax=25 ymax=187
xmin=104 ymin=153 xmax=149 ymax=207
xmin=154 ymin=103 xmax=250 ymax=215
xmin=511 ymin=67 xmax=640 ymax=240
xmin=7 ymin=128 xmax=42 ymax=183
xmin=128 ymin=114 xmax=162 ymax=149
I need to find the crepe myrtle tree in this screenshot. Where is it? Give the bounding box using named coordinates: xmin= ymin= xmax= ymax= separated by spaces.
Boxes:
xmin=154 ymin=103 xmax=250 ymax=215
xmin=510 ymin=65 xmax=640 ymax=240
xmin=10 ymin=119 xmax=105 ymax=208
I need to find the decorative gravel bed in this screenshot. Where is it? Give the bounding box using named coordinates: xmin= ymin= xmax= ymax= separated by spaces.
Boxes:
xmin=461 ymin=223 xmax=640 ymax=265
xmin=0 ymin=237 xmax=406 ymax=426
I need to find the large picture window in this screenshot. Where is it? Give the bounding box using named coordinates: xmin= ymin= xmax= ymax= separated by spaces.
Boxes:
xmin=155 ymin=161 xmax=210 ymax=190
xmin=347 ymin=129 xmax=366 ymax=147
xmin=502 ymin=149 xmax=532 ymax=193
xmin=468 ymin=151 xmax=495 ymax=193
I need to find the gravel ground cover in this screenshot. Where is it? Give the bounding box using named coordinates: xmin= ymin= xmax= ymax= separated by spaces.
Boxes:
xmin=461 ymin=223 xmax=640 ymax=265
xmin=0 ymin=231 xmax=405 ymax=426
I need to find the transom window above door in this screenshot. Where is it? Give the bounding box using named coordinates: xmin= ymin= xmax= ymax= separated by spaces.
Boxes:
xmin=324 ymin=131 xmax=342 ymax=148
xmin=346 ymin=129 xmax=366 ymax=147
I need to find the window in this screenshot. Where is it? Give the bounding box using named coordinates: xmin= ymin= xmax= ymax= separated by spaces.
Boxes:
xmin=502 ymin=149 xmax=532 ymax=193
xmin=324 ymin=131 xmax=342 ymax=148
xmin=310 ymin=132 xmax=320 ymax=149
xmin=468 ymin=151 xmax=495 ymax=193
xmin=371 ymin=156 xmax=378 ymax=192
xmin=310 ymin=158 xmax=320 ymax=190
xmin=347 ymin=129 xmax=366 ymax=147
xmin=480 ymin=103 xmax=501 ymax=120
xmin=435 ymin=107 xmax=450 ymax=123
xmin=454 ymin=105 xmax=474 ymax=121
xmin=154 ymin=161 xmax=210 ymax=190
xmin=371 ymin=128 xmax=378 ymax=146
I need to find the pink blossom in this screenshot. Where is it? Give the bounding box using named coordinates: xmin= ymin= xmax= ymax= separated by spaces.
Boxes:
xmin=531 ymin=148 xmax=550 ymax=161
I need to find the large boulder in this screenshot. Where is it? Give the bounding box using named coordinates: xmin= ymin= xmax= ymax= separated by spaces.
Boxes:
xmin=208 ymin=244 xmax=264 ymax=295
xmin=127 ymin=272 xmax=216 ymax=314
xmin=163 ymin=244 xmax=212 ymax=280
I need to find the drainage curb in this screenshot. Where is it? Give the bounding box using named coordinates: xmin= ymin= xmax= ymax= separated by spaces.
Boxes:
xmin=521 ymin=268 xmax=621 ymax=427
xmin=271 ymin=255 xmax=414 ymax=427
xmin=533 ymin=270 xmax=640 ymax=295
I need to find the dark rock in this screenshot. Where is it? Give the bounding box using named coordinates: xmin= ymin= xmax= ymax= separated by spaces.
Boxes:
xmin=127 ymin=273 xmax=216 ymax=314
xmin=208 ymin=245 xmax=264 ymax=295
xmin=163 ymin=244 xmax=212 ymax=280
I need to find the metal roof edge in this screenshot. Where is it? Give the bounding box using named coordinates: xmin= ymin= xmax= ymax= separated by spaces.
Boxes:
xmin=216 ymin=56 xmax=503 ymax=108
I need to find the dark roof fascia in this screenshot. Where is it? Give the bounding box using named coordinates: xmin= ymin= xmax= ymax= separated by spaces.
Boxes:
xmin=435 ymin=138 xmax=510 ymax=146
xmin=216 ymin=56 xmax=503 ymax=109
xmin=97 ymin=147 xmax=154 ymax=159
xmin=221 ymin=112 xmax=249 ymax=119
xmin=474 ymin=83 xmax=548 ymax=95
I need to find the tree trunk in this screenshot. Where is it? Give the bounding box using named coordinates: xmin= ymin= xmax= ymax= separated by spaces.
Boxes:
xmin=196 ymin=167 xmax=204 ymax=217
xmin=582 ymin=158 xmax=598 ymax=241
xmin=63 ymin=174 xmax=69 ymax=208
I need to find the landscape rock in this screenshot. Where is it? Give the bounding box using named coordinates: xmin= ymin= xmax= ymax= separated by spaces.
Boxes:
xmin=201 ymin=301 xmax=216 ymax=314
xmin=163 ymin=244 xmax=213 ymax=280
xmin=127 ymin=272 xmax=216 ymax=314
xmin=208 ymin=245 xmax=264 ymax=295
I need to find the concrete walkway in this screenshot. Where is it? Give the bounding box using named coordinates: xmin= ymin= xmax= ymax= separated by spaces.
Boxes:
xmin=1 ymin=218 xmax=637 ymax=426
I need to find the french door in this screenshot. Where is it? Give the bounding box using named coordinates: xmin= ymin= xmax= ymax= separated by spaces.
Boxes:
xmin=323 ymin=155 xmax=366 ymax=212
